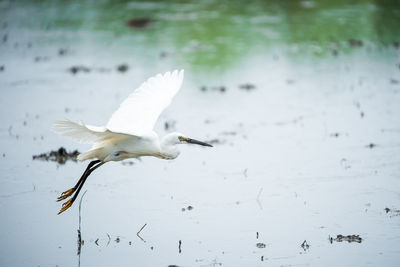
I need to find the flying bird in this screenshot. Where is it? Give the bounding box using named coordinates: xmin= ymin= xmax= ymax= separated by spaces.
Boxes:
xmin=53 ymin=70 xmax=212 ymax=214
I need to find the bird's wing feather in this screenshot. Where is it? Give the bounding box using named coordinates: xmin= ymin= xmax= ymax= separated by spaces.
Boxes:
xmin=106 ymin=69 xmax=184 ymax=136
xmin=52 ymin=119 xmax=116 ymax=144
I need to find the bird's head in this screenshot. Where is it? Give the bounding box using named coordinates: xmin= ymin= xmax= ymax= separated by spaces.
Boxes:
xmin=160 ymin=132 xmax=212 ymax=159
xmin=159 ymin=132 xmax=212 ymax=159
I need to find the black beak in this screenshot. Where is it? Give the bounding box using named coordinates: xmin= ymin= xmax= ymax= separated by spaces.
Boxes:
xmin=186 ymin=138 xmax=213 ymax=147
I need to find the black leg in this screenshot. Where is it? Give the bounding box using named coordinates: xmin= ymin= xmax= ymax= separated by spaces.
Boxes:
xmin=71 ymin=161 xmax=104 ymax=203
xmin=58 ymin=160 xmax=105 ymax=214
xmin=57 ymin=160 xmax=101 ymax=202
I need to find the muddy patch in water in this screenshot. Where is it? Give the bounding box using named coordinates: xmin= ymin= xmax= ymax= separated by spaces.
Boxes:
xmin=32 ymin=147 xmax=79 ymax=164
xmin=329 ymin=234 xmax=363 ymax=243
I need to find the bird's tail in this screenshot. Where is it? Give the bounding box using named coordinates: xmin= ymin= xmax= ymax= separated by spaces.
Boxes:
xmin=52 ymin=120 xmax=110 ymax=144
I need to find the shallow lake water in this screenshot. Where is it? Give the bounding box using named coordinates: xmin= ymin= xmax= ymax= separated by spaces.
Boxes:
xmin=1 ymin=1 xmax=400 ymax=266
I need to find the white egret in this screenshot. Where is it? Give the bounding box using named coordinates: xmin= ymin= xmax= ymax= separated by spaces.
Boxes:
xmin=52 ymin=70 xmax=212 ymax=214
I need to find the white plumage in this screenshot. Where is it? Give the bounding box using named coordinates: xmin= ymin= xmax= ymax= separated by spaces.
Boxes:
xmin=52 ymin=69 xmax=212 ymax=214
xmin=107 ymin=69 xmax=184 ymax=136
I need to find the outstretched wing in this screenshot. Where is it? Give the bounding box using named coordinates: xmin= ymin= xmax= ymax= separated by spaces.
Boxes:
xmin=52 ymin=119 xmax=114 ymax=144
xmin=106 ymin=70 xmax=184 ymax=136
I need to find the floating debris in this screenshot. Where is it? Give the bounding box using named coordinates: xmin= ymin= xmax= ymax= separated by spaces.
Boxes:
xmin=390 ymin=79 xmax=399 ymax=84
xmin=69 ymin=65 xmax=91 ymax=75
xmin=239 ymin=83 xmax=256 ymax=91
xmin=181 ymin=205 xmax=194 ymax=212
xmin=384 ymin=207 xmax=400 ymax=217
xmin=32 ymin=147 xmax=79 ymax=164
xmin=115 ymin=237 xmax=120 ymax=243
xmin=330 ymin=132 xmax=340 ymax=138
xmin=0 ymin=65 xmax=4 ymax=72
xmin=200 ymin=86 xmax=226 ymax=93
xmin=348 ymin=39 xmax=363 ymax=47
xmin=58 ymin=48 xmax=68 ymax=56
xmin=117 ymin=64 xmax=129 ymax=73
xmin=301 ymin=240 xmax=310 ymax=251
xmin=366 ymin=143 xmax=376 ymax=149
xmin=179 ymin=240 xmax=182 ymax=253
xmin=34 ymin=56 xmax=49 ymax=62
xmin=127 ymin=17 xmax=154 ymax=29
xmin=329 ymin=234 xmax=362 ymax=243
xmin=256 ymin=243 xmax=266 ymax=248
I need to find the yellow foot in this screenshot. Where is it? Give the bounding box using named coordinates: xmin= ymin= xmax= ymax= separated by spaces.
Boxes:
xmin=57 ymin=188 xmax=75 ymax=202
xmin=58 ymin=198 xmax=74 ymax=215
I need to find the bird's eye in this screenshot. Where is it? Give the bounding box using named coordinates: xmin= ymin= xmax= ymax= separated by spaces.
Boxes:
xmin=114 ymin=152 xmax=121 ymax=157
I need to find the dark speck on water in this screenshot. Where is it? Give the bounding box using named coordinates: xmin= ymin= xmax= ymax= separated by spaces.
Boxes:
xmin=127 ymin=18 xmax=153 ymax=29
xmin=390 ymin=79 xmax=399 ymax=84
xmin=34 ymin=56 xmax=49 ymax=62
xmin=0 ymin=65 xmax=4 ymax=72
xmin=200 ymin=85 xmax=226 ymax=93
xmin=256 ymin=243 xmax=266 ymax=248
xmin=58 ymin=48 xmax=67 ymax=56
xmin=117 ymin=64 xmax=129 ymax=73
xmin=239 ymin=83 xmax=256 ymax=91
xmin=69 ymin=65 xmax=91 ymax=75
xmin=348 ymin=39 xmax=363 ymax=47
xmin=367 ymin=143 xmax=376 ymax=149
xmin=32 ymin=147 xmax=79 ymax=164
xmin=181 ymin=205 xmax=193 ymax=211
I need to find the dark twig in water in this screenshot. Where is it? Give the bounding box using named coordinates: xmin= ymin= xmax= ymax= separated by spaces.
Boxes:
xmin=77 ymin=190 xmax=87 ymax=258
xmin=179 ymin=240 xmax=182 ymax=253
xmin=78 ymin=190 xmax=87 ymax=232
xmin=301 ymin=240 xmax=310 ymax=251
xmin=106 ymin=233 xmax=111 ymax=246
xmin=137 ymin=223 xmax=147 ymax=242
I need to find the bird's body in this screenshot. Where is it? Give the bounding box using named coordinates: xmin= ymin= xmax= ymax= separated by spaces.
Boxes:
xmin=53 ymin=70 xmax=212 ymax=214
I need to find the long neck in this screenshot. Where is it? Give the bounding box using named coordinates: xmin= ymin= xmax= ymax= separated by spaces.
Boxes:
xmin=159 ymin=134 xmax=180 ymax=160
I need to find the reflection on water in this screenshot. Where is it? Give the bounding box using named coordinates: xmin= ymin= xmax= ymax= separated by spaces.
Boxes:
xmin=1 ymin=0 xmax=400 ymax=267
xmin=1 ymin=0 xmax=399 ymax=71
